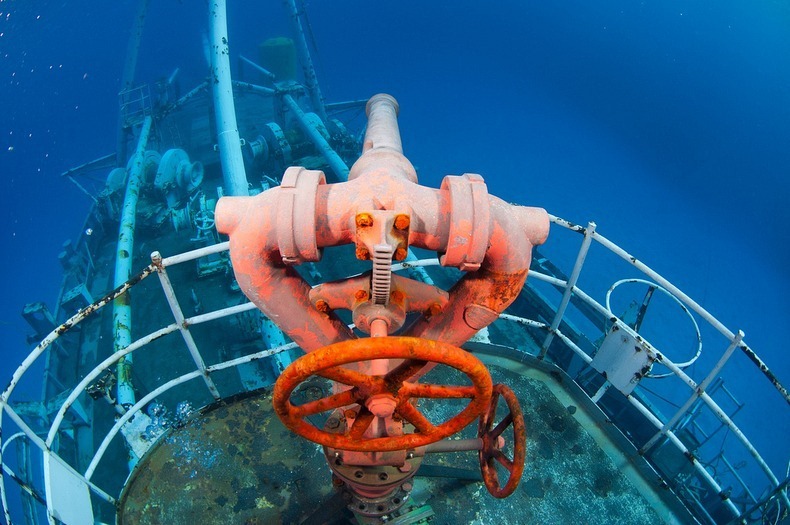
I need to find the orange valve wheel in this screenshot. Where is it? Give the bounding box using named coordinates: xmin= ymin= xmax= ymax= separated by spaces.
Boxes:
xmin=272 ymin=336 xmax=493 ymax=452
xmin=478 ymin=384 xmax=527 ymax=498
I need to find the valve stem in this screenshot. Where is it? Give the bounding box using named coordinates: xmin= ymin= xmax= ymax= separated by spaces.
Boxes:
xmin=371 ymin=244 xmax=394 ymax=305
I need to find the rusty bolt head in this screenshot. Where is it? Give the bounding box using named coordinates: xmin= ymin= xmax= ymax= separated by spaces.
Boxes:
xmin=326 ymin=417 xmax=340 ymax=429
xmin=315 ymin=299 xmax=329 ymax=313
xmin=355 ymin=289 xmax=369 ymax=301
xmin=394 ymin=214 xmax=410 ymax=230
xmin=394 ymin=247 xmax=408 ymax=261
xmin=427 ymin=303 xmax=442 ymax=317
xmin=356 ymin=213 xmax=374 ymax=228
xmin=390 ymin=290 xmax=405 ymax=303
xmin=356 ymin=246 xmax=370 ymax=260
xmin=344 ymin=409 xmax=357 ymax=420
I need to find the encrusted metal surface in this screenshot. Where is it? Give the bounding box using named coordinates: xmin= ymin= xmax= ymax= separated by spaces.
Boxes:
xmin=119 ymin=365 xmax=666 ymax=524
xmin=118 ymin=386 xmax=335 ymax=524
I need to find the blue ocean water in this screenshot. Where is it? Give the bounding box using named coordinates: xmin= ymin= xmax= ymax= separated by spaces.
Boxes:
xmin=0 ymin=0 xmax=788 ymax=519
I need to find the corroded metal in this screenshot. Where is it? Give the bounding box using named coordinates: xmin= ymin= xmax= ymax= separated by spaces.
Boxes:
xmin=478 ymin=384 xmax=527 ymax=498
xmin=272 ymin=337 xmax=493 ymax=452
xmin=215 ymin=93 xmax=549 ymax=353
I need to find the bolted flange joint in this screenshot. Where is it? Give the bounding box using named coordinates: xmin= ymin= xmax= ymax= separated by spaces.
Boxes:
xmin=439 ymin=173 xmax=491 ymax=271
xmin=276 ymin=166 xmax=326 ymax=264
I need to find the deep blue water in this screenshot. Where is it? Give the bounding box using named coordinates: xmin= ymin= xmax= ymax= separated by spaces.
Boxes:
xmin=1 ymin=0 xmax=788 ymax=518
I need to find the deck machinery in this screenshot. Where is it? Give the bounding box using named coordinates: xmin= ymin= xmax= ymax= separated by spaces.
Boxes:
xmin=1 ymin=2 xmax=788 ymax=524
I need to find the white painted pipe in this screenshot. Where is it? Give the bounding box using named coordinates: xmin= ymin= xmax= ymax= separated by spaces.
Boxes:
xmin=210 ymin=0 xmax=249 ymax=196
xmin=113 ymin=116 xmax=153 ymax=409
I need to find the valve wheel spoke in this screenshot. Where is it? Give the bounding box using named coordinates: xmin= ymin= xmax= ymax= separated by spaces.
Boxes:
xmin=348 ymin=406 xmax=375 ymax=440
xmin=395 ymin=400 xmax=436 ymax=434
xmin=493 ymin=449 xmax=514 ymax=471
xmin=491 ymin=413 xmax=513 ymax=438
xmin=385 ymin=359 xmax=429 ymax=385
xmin=318 ymin=366 xmax=371 ymax=388
xmin=478 ymin=384 xmax=527 ymax=498
xmin=291 ymin=389 xmax=358 ymax=418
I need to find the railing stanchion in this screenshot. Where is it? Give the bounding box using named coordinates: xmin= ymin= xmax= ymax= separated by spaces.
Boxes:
xmin=151 ymin=252 xmax=222 ymax=401
xmin=538 ymin=221 xmax=595 ymax=360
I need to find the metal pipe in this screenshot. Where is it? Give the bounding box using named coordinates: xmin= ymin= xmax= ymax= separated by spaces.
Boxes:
xmin=284 ymin=0 xmax=327 ymax=121
xmin=113 ymin=115 xmax=153 ymax=410
xmin=169 ymin=80 xmax=209 ymax=112
xmin=282 ymin=93 xmax=349 ymax=180
xmin=538 ymin=221 xmax=596 ymax=360
xmin=185 ymin=301 xmax=257 ymax=326
xmin=424 ymin=438 xmax=483 ymax=454
xmin=209 ymin=0 xmax=249 ymax=196
xmin=232 ymin=80 xmax=276 ymax=96
xmin=362 ymin=94 xmax=402 ymax=154
xmin=239 ymin=55 xmax=276 ymax=81
xmin=161 ymin=240 xmax=229 ymax=266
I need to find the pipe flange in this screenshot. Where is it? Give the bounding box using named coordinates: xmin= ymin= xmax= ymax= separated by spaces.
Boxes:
xmin=339 ymin=480 xmax=412 ymax=519
xmin=439 ymin=173 xmax=491 ymax=271
xmin=276 ymin=166 xmax=326 ymax=264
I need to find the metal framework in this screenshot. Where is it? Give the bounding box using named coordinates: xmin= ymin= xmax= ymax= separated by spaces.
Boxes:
xmin=1 ymin=218 xmax=788 ymax=524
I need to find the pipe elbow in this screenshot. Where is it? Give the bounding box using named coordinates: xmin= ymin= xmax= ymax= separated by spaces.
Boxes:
xmin=484 ymin=200 xmax=549 ymax=272
xmin=215 ymin=195 xmax=254 ymax=236
xmin=514 ymin=205 xmax=550 ymax=248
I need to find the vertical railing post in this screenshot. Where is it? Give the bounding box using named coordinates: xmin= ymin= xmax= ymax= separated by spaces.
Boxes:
xmin=640 ymin=331 xmax=744 ymax=454
xmin=151 ymin=252 xmax=221 ymax=401
xmin=538 ymin=221 xmax=596 ymax=360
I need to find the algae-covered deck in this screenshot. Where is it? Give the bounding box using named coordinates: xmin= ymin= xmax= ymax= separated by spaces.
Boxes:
xmin=119 ymin=351 xmax=685 ymax=524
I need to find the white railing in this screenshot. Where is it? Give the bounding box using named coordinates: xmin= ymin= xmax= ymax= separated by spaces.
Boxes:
xmin=1 ymin=216 xmax=787 ymax=524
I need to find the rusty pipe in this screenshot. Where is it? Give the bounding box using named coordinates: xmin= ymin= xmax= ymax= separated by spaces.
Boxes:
xmin=217 ymin=94 xmax=548 ymax=355
xmin=215 ymin=189 xmax=355 ymax=352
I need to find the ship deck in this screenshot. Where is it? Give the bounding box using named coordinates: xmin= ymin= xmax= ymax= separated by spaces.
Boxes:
xmin=118 ymin=349 xmax=685 ymax=524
